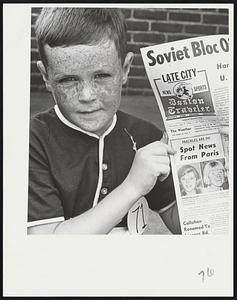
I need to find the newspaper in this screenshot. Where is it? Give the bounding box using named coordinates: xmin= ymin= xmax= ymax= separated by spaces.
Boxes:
xmin=141 ymin=35 xmax=230 ymax=235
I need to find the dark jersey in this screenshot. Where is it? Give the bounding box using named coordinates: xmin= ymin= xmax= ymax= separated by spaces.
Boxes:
xmin=28 ymin=106 xmax=176 ymax=228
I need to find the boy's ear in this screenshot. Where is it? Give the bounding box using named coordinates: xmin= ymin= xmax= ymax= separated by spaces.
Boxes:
xmin=37 ymin=61 xmax=52 ymax=92
xmin=122 ymin=52 xmax=134 ymax=85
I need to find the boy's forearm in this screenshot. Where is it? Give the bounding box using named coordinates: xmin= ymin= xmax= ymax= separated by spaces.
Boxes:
xmin=53 ymin=181 xmax=140 ymax=234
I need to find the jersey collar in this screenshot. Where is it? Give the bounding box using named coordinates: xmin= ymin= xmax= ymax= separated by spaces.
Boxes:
xmin=54 ymin=104 xmax=117 ymax=139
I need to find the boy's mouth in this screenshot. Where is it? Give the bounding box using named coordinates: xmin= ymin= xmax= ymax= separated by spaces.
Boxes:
xmin=78 ymin=108 xmax=102 ymax=114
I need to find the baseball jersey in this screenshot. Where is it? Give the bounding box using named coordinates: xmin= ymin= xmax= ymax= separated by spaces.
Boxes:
xmin=28 ymin=105 xmax=176 ymax=228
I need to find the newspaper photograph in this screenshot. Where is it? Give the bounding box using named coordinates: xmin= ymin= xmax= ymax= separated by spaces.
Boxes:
xmin=141 ymin=35 xmax=230 ymax=235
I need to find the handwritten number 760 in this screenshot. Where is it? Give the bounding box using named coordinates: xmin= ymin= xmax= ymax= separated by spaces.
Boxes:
xmin=198 ymin=267 xmax=214 ymax=283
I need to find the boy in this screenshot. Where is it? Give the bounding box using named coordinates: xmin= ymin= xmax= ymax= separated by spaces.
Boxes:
xmin=28 ymin=8 xmax=181 ymax=234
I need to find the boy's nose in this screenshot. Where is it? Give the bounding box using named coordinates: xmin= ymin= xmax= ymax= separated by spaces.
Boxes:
xmin=79 ymin=82 xmax=96 ymax=102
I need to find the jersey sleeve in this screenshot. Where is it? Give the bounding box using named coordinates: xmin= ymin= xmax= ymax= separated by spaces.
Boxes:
xmin=28 ymin=118 xmax=65 ymax=227
xmin=146 ymin=171 xmax=176 ymax=212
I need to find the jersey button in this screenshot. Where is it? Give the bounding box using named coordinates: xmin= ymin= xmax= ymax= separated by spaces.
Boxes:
xmin=102 ymin=163 xmax=108 ymax=171
xmin=101 ymin=187 xmax=108 ymax=195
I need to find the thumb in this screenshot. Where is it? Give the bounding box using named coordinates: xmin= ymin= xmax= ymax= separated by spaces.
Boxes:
xmin=167 ymin=144 xmax=176 ymax=155
xmin=159 ymin=172 xmax=169 ymax=182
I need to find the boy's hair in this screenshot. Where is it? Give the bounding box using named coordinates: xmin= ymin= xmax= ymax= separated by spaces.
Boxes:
xmin=35 ymin=8 xmax=127 ymax=67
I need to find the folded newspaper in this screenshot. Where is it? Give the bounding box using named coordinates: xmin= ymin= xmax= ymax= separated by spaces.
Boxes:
xmin=141 ymin=35 xmax=230 ymax=235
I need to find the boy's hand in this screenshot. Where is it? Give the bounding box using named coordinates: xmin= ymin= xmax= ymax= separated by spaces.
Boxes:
xmin=123 ymin=141 xmax=176 ymax=198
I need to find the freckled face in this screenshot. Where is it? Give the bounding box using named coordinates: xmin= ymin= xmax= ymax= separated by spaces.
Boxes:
xmin=44 ymin=40 xmax=125 ymax=136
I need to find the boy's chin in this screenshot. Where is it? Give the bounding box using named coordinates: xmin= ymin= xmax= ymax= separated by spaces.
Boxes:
xmin=75 ymin=120 xmax=113 ymax=136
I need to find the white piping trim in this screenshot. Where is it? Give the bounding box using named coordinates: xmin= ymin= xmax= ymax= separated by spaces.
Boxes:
xmin=93 ymin=138 xmax=104 ymax=207
xmin=158 ymin=200 xmax=176 ymax=214
xmin=27 ymin=216 xmax=65 ymax=227
xmin=92 ymin=115 xmax=117 ymax=207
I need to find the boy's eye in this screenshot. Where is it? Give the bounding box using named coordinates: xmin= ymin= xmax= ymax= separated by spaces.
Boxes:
xmin=95 ymin=73 xmax=111 ymax=79
xmin=58 ymin=76 xmax=77 ymax=83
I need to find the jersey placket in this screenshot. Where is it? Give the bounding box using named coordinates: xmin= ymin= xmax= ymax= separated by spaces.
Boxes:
xmin=98 ymin=148 xmax=111 ymax=202
xmin=92 ymin=136 xmax=105 ymax=206
xmin=92 ymin=117 xmax=117 ymax=207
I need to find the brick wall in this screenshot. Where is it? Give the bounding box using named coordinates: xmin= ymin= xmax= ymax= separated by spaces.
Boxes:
xmin=31 ymin=7 xmax=229 ymax=95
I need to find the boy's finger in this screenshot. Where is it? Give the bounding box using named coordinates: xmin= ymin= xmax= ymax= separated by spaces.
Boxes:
xmin=146 ymin=141 xmax=176 ymax=154
xmin=159 ymin=173 xmax=169 ymax=182
xmin=167 ymin=145 xmax=176 ymax=155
